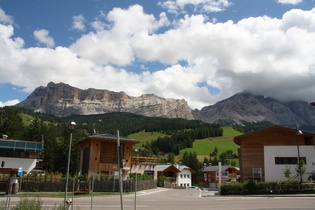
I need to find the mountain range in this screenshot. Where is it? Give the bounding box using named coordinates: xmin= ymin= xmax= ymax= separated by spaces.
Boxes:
xmin=15 ymin=82 xmax=315 ymax=126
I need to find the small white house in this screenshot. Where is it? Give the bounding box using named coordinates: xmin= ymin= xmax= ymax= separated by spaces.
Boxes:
xmin=157 ymin=163 xmax=195 ymax=188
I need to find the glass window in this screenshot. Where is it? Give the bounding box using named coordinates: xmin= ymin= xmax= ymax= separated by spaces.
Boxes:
xmin=275 ymin=157 xmax=306 ymax=164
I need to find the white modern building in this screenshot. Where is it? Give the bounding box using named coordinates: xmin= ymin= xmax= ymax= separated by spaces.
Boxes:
xmin=234 ymin=125 xmax=315 ymax=182
xmin=264 ymin=145 xmax=315 ymax=182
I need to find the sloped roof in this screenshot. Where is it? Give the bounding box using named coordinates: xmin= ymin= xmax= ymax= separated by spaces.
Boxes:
xmin=233 ymin=125 xmax=315 ymax=145
xmin=76 ymin=133 xmax=139 ymax=145
xmin=202 ymin=165 xmax=240 ymax=172
xmin=157 ymin=163 xmax=195 ymax=173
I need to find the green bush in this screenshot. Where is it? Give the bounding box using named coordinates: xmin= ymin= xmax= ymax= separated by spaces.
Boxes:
xmin=220 ymin=180 xmax=315 ymax=195
xmin=157 ymin=176 xmax=171 ymax=187
xmin=242 ymin=180 xmax=257 ymax=194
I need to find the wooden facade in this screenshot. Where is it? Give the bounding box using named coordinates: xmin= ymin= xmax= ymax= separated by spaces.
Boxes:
xmin=76 ymin=134 xmax=139 ymax=178
xmin=234 ymin=125 xmax=315 ymax=182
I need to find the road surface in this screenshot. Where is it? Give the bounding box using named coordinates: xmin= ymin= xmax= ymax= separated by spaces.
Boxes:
xmin=1 ymin=188 xmax=314 ymax=210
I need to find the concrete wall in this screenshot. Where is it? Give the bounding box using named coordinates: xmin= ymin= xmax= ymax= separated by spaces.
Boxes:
xmin=1 ymin=157 xmax=37 ymax=174
xmin=264 ymin=145 xmax=315 ymax=182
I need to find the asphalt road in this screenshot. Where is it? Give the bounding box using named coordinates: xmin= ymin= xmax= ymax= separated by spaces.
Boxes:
xmin=1 ymin=188 xmax=315 ymax=210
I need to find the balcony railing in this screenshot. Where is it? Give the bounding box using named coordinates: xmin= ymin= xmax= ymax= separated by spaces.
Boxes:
xmin=131 ymin=156 xmax=157 ymax=165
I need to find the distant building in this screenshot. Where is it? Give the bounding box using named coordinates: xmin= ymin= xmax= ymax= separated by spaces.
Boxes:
xmin=130 ymin=156 xmax=158 ymax=180
xmin=200 ymin=165 xmax=240 ymax=188
xmin=234 ymin=125 xmax=315 ymax=182
xmin=157 ymin=163 xmax=195 ymax=188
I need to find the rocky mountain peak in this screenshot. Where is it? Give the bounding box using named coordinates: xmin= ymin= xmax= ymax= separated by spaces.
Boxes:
xmin=16 ymin=82 xmax=194 ymax=119
xmin=15 ymin=83 xmax=315 ymax=126
xmin=192 ymin=91 xmax=315 ymax=125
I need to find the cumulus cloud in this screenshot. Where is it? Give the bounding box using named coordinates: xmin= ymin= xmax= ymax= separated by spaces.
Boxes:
xmin=0 ymin=99 xmax=19 ymax=107
xmin=70 ymin=5 xmax=169 ymax=66
xmin=0 ymin=8 xmax=14 ymax=25
xmin=277 ymin=0 xmax=303 ymax=5
xmin=33 ymin=29 xmax=55 ymax=48
xmin=158 ymin=0 xmax=232 ymax=14
xmin=71 ymin=14 xmax=86 ymax=31
xmin=1 ymin=5 xmax=315 ymax=109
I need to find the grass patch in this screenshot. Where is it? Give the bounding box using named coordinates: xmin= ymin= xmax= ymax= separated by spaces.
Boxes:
xmin=20 ymin=113 xmax=35 ymax=127
xmin=15 ymin=192 xmax=121 ymax=197
xmin=222 ymin=126 xmax=243 ymax=137
xmin=127 ymin=130 xmax=170 ymax=149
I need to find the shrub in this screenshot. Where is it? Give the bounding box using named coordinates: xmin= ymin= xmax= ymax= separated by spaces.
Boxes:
xmin=12 ymin=197 xmax=42 ymax=210
xmin=157 ymin=176 xmax=171 ymax=187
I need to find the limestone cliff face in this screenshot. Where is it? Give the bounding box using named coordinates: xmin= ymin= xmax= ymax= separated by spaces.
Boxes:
xmin=16 ymin=82 xmax=194 ymax=119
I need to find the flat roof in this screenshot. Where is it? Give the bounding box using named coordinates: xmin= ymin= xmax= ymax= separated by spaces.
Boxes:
xmin=0 ymin=139 xmax=43 ymax=152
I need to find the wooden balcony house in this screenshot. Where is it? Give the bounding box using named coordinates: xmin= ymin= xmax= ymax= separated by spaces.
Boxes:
xmin=76 ymin=134 xmax=139 ymax=179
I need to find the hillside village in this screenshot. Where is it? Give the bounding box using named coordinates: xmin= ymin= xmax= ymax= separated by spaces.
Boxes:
xmin=1 ymin=105 xmax=315 ymax=196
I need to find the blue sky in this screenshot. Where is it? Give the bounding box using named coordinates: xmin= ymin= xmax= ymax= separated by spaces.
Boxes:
xmin=0 ymin=0 xmax=315 ymax=109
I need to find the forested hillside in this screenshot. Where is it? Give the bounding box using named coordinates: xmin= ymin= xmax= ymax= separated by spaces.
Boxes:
xmin=0 ymin=107 xmax=222 ymax=176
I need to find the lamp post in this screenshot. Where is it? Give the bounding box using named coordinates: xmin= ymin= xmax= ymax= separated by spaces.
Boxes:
xmin=295 ymin=127 xmax=303 ymax=184
xmin=64 ymin=121 xmax=76 ymax=206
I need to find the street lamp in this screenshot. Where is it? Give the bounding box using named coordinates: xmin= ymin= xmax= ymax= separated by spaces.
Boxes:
xmin=64 ymin=121 xmax=76 ymax=206
xmin=295 ymin=128 xmax=303 ymax=184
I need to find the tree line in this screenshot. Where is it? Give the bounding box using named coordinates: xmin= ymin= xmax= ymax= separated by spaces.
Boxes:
xmin=0 ymin=107 xmax=222 ymax=176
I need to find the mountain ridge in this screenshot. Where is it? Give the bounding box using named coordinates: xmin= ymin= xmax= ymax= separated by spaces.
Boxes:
xmin=15 ymin=82 xmax=315 ymax=126
xmin=16 ymin=82 xmax=194 ymax=119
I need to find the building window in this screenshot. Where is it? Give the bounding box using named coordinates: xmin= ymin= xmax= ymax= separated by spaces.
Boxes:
xmin=184 ymin=174 xmax=186 ymax=178
xmin=181 ymin=174 xmax=183 ymax=178
xmin=187 ymin=174 xmax=190 ymax=178
xmin=275 ymin=157 xmax=306 ymax=165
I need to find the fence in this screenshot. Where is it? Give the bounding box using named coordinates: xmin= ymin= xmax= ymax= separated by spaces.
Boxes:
xmin=0 ymin=177 xmax=157 ymax=193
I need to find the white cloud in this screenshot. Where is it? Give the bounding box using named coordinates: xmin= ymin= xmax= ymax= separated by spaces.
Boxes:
xmin=1 ymin=6 xmax=315 ymax=110
xmin=70 ymin=5 xmax=169 ymax=66
xmin=33 ymin=29 xmax=55 ymax=48
xmin=0 ymin=99 xmax=20 ymax=107
xmin=277 ymin=0 xmax=303 ymax=5
xmin=72 ymin=14 xmax=86 ymax=31
xmin=0 ymin=8 xmax=14 ymax=25
xmin=159 ymin=0 xmax=232 ymax=14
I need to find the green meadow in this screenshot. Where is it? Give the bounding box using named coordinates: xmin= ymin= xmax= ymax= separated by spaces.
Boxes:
xmin=127 ymin=130 xmax=170 ymax=149
xmin=128 ymin=127 xmax=243 ymax=165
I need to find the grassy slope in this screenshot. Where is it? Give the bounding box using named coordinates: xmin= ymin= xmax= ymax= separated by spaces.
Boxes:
xmin=128 ymin=127 xmax=243 ymax=165
xmin=127 ymin=131 xmax=170 ymax=149
xmin=180 ymin=127 xmax=243 ymax=164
